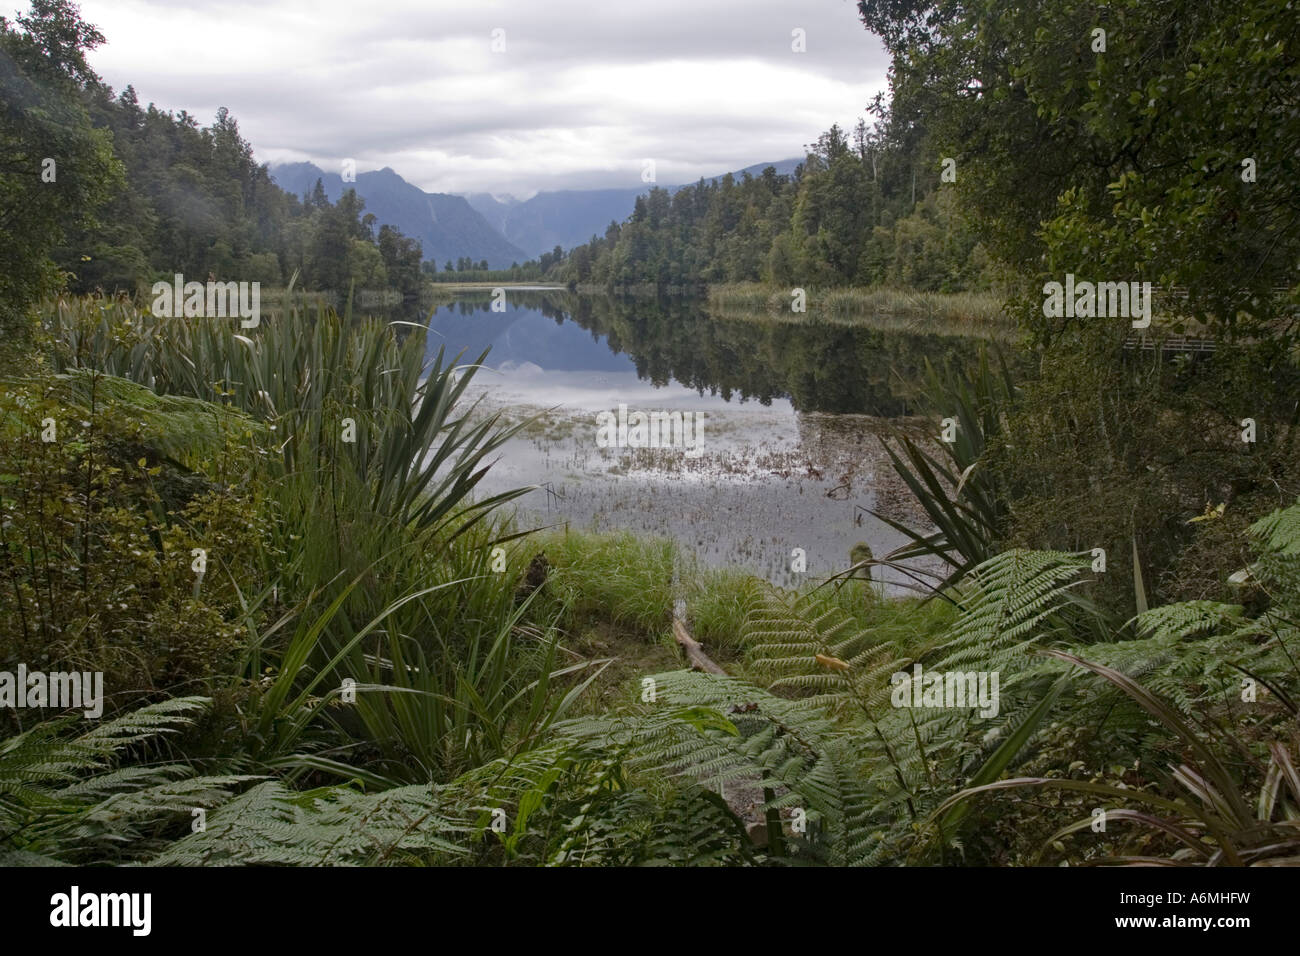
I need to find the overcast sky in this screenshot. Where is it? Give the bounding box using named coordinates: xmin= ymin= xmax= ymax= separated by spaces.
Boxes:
xmin=73 ymin=0 xmax=888 ymax=198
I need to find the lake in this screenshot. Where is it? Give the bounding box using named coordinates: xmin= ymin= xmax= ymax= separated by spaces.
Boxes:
xmin=424 ymin=288 xmax=996 ymax=592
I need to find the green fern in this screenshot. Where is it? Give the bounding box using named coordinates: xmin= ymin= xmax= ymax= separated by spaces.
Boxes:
xmin=744 ymin=588 xmax=911 ymax=716
xmin=0 ymin=697 xmax=256 ymax=865
xmin=932 ymin=549 xmax=1091 ymax=675
xmin=1250 ymin=500 xmax=1300 ymax=557
xmin=150 ymin=780 xmax=468 ymax=866
xmin=557 ymin=671 xmax=885 ymax=864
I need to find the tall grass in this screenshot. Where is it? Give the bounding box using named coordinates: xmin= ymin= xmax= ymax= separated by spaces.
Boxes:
xmin=531 ymin=530 xmax=676 ymax=636
xmin=706 ymin=282 xmax=1010 ymax=333
xmin=35 ymin=290 xmax=586 ymax=782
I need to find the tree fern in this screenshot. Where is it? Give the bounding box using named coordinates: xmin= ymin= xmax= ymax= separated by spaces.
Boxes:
xmin=743 ymin=588 xmax=912 ymax=715
xmin=740 ymin=559 xmax=1095 ymax=860
xmin=1042 ymin=503 xmax=1300 ymax=719
xmin=552 ymin=784 xmax=753 ymax=866
xmin=48 ymin=369 xmax=263 ymax=469
xmin=0 ymin=696 xmax=209 ymax=800
xmin=452 ymin=740 xmax=755 ymax=866
xmin=557 ymin=671 xmax=887 ymax=864
xmin=1249 ymin=499 xmax=1300 ymax=557
xmin=931 ymin=548 xmax=1091 ymax=676
xmin=0 ymin=697 xmax=256 ymax=865
xmin=150 ymin=780 xmax=468 ymax=866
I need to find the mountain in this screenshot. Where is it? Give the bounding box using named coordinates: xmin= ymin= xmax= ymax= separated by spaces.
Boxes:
xmin=466 ymin=158 xmax=803 ymax=258
xmin=270 ymin=158 xmax=803 ymax=267
xmin=270 ymin=163 xmax=527 ymax=269
xmin=465 ymin=187 xmax=657 ymax=260
xmin=729 ymin=158 xmax=805 ymax=180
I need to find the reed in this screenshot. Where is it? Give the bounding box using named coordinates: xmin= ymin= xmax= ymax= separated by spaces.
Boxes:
xmin=706 ymin=282 xmax=1010 ymax=334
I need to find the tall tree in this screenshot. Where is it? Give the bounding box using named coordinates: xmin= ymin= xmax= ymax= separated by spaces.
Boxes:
xmin=0 ymin=0 xmax=119 ymax=330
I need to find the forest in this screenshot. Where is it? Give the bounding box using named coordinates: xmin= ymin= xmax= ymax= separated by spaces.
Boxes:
xmin=551 ymin=118 xmax=993 ymax=291
xmin=1 ymin=0 xmax=1299 ymax=876
xmin=0 ymin=2 xmax=426 ymax=329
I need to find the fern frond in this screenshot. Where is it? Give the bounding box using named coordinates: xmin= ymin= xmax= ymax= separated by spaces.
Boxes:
xmin=933 ymin=549 xmax=1089 ymax=675
xmin=151 ymin=780 xmax=468 ymax=866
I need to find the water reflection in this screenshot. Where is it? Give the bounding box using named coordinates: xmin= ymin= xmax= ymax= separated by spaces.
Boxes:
xmin=423 ymin=289 xmax=996 ymax=589
xmin=426 ymin=289 xmax=993 ymax=415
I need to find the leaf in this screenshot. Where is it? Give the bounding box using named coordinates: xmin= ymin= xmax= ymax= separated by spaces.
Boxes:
xmin=1132 ymin=536 xmax=1149 ymax=615
xmin=815 ymin=653 xmax=851 ymax=671
xmin=672 ymin=707 xmax=739 ymax=737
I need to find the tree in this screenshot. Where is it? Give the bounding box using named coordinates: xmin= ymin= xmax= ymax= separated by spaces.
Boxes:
xmin=0 ymin=0 xmax=120 ymax=331
xmin=856 ymin=0 xmax=1300 ymax=606
xmin=857 ymin=0 xmax=1300 ymax=345
xmin=309 ymin=178 xmax=329 ymax=210
xmin=377 ymin=224 xmax=423 ymax=299
xmin=13 ymin=0 xmax=103 ymax=85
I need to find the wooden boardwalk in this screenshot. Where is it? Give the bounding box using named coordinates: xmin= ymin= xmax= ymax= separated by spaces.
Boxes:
xmin=1122 ymin=332 xmax=1218 ymax=353
xmin=1120 ymin=285 xmax=1296 ymax=353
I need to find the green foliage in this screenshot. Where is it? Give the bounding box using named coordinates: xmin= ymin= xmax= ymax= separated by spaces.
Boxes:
xmin=0 ymin=696 xmax=253 ymax=865
xmin=45 ymin=294 xmax=531 ymax=540
xmin=0 ymin=369 xmax=269 ymax=698
xmin=6 ymin=0 xmax=1300 ymax=872
xmin=553 ymin=118 xmax=992 ymax=291
xmin=58 ymin=92 xmax=426 ymax=302
xmin=531 ymin=530 xmax=676 ymax=636
xmin=2 ymin=1 xmax=430 ymax=325
xmin=857 ymin=0 xmax=1300 ymax=617
xmin=1251 ymin=500 xmax=1300 ymax=558
xmin=931 ymin=549 xmax=1093 ymax=673
xmin=705 ymin=283 xmax=1006 ymax=329
xmin=933 ymin=650 xmax=1300 ymax=866
xmin=13 ymin=293 xmax=581 ymax=791
xmin=550 ymin=562 xmax=1092 ymax=865
xmin=744 ymin=588 xmax=907 ymax=712
xmin=150 ymin=779 xmax=467 ymax=866
xmin=0 ymin=0 xmax=121 ymax=332
xmin=866 ymin=345 xmax=1019 ymax=592
xmin=559 ymin=670 xmax=880 ymax=864
xmin=994 ymin=332 xmax=1300 ymax=611
xmin=684 ymin=568 xmax=766 ymax=660
xmin=550 ymin=784 xmax=753 ymax=866
xmin=861 ymin=0 xmax=1300 ymax=339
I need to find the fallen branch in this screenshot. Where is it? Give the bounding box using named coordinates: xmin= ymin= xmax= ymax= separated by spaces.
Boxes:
xmin=673 ymin=617 xmax=727 ymax=675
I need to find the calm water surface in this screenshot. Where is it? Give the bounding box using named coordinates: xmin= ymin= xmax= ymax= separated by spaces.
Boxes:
xmin=424 ymin=289 xmax=992 ymax=591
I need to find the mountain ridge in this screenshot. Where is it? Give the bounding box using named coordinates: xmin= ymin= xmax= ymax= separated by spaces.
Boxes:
xmin=271 ymin=158 xmax=803 ymax=265
xmin=464 ymin=158 xmax=804 ymax=257
xmin=270 ymin=162 xmax=528 ymax=269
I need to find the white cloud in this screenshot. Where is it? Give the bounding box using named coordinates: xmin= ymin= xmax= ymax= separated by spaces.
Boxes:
xmin=77 ymin=0 xmax=888 ymax=195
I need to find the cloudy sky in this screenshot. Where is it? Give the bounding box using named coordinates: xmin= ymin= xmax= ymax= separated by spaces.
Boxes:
xmin=74 ymin=0 xmax=888 ymax=198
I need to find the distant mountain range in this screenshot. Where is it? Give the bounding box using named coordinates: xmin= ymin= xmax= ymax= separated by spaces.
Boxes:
xmin=270 ymin=163 xmax=528 ymax=269
xmin=271 ymin=158 xmax=802 ymax=265
xmin=465 ymin=159 xmax=803 ymax=258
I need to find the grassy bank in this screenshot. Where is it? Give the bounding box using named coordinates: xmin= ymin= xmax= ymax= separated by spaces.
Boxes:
xmin=526 ymin=528 xmax=954 ymax=678
xmin=706 ymin=282 xmax=1011 ymax=331
xmin=431 ymin=281 xmax=567 ymax=290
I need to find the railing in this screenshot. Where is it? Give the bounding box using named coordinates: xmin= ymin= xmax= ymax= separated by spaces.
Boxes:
xmin=1123 ymin=332 xmax=1218 ymax=353
xmin=1119 ymin=285 xmax=1296 ymax=353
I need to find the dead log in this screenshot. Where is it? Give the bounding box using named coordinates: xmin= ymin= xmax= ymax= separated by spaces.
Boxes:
xmin=673 ymin=617 xmax=727 ymax=675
